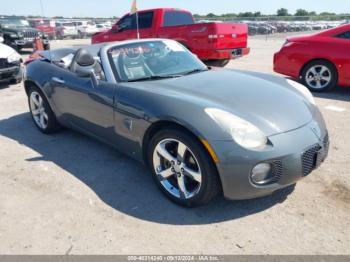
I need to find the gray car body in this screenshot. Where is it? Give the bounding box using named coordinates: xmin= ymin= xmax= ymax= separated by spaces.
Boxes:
xmin=24 ymin=39 xmax=329 ymax=200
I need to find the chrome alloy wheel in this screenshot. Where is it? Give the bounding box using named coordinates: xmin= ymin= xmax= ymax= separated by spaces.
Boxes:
xmin=305 ymin=65 xmax=332 ymax=90
xmin=152 ymin=139 xmax=202 ymax=200
xmin=29 ymin=91 xmax=48 ymax=130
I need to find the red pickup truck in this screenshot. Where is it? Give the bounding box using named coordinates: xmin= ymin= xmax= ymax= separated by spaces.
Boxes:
xmin=92 ymin=8 xmax=249 ymax=67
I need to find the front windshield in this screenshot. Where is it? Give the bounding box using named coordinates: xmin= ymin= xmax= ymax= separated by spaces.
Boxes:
xmin=108 ymin=40 xmax=207 ymax=82
xmin=0 ymin=19 xmax=29 ymax=28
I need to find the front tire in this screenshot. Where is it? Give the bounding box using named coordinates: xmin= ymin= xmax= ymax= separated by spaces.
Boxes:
xmin=28 ymin=86 xmax=60 ymax=134
xmin=301 ymin=60 xmax=338 ymax=92
xmin=148 ymin=128 xmax=221 ymax=207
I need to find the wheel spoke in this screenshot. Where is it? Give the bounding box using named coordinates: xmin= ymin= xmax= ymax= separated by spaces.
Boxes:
xmin=31 ymin=94 xmax=40 ymax=106
xmin=32 ymin=109 xmax=40 ymax=115
xmin=320 ymin=66 xmax=328 ymax=75
xmin=315 ymin=81 xmax=322 ymax=89
xmin=42 ymin=112 xmax=49 ymax=121
xmin=182 ymin=166 xmax=202 ymax=183
xmin=321 ymin=76 xmax=331 ymax=82
xmin=309 ymin=67 xmax=317 ymax=76
xmin=156 ymin=143 xmax=176 ymax=163
xmin=177 ymin=175 xmax=189 ymax=199
xmin=40 ymin=114 xmax=46 ymax=127
xmin=177 ymin=142 xmax=187 ymax=161
xmin=38 ymin=96 xmax=43 ymax=108
xmin=158 ymin=167 xmax=174 ymax=180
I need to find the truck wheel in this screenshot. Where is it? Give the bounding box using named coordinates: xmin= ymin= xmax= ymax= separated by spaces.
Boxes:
xmin=204 ymin=59 xmax=230 ymax=68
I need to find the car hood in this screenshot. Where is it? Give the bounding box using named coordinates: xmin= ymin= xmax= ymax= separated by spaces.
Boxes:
xmin=137 ymin=69 xmax=315 ymax=137
xmin=5 ymin=27 xmax=39 ymax=34
xmin=0 ymin=43 xmax=16 ymax=58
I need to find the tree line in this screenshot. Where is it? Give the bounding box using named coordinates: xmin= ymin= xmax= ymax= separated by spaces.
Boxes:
xmin=194 ymin=8 xmax=350 ymax=19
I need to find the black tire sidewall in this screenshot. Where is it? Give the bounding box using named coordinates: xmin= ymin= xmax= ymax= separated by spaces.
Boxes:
xmin=302 ymin=60 xmax=337 ymax=92
xmin=148 ymin=128 xmax=220 ymax=207
xmin=28 ymin=86 xmax=59 ymax=134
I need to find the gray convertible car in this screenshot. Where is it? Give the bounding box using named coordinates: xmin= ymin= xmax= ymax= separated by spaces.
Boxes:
xmin=24 ymin=39 xmax=329 ymax=207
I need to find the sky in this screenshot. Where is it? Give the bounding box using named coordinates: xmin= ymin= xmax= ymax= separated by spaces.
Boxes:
xmin=1 ymin=0 xmax=350 ymax=18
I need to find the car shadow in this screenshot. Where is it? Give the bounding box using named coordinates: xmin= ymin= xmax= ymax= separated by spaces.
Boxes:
xmin=0 ymin=82 xmax=10 ymax=90
xmin=0 ymin=113 xmax=295 ymax=225
xmin=312 ymin=86 xmax=350 ymax=102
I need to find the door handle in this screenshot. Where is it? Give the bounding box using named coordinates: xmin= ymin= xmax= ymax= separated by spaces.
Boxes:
xmin=52 ymin=77 xmax=65 ymax=84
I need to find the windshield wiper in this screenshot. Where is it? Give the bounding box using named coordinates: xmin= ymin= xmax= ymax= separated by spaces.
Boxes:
xmin=181 ymin=68 xmax=210 ymax=76
xmin=128 ymin=75 xmax=181 ymax=82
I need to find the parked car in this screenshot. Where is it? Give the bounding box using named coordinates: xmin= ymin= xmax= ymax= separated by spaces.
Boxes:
xmin=55 ymin=22 xmax=78 ymax=39
xmin=274 ymin=24 xmax=350 ymax=92
xmin=29 ymin=19 xmax=56 ymax=39
xmin=73 ymin=21 xmax=99 ymax=38
xmin=92 ymin=8 xmax=250 ymax=67
xmin=24 ymin=39 xmax=329 ymax=206
xmin=0 ymin=18 xmax=50 ymax=51
xmin=96 ymin=24 xmax=110 ymax=32
xmin=0 ymin=40 xmax=23 ymax=84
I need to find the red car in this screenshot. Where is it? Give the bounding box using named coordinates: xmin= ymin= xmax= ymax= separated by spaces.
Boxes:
xmin=274 ymin=24 xmax=350 ymax=92
xmin=92 ymin=8 xmax=250 ymax=67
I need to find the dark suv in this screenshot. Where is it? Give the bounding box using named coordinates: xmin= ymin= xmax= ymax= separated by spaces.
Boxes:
xmin=0 ymin=18 xmax=50 ymax=51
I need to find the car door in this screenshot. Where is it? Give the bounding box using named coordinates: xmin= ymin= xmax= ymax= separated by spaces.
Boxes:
xmin=49 ymin=67 xmax=117 ymax=142
xmin=334 ymin=30 xmax=350 ymax=85
xmin=128 ymin=11 xmax=155 ymax=39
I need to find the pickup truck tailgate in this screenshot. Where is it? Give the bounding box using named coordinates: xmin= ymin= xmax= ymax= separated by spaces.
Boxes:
xmin=206 ymin=23 xmax=248 ymax=49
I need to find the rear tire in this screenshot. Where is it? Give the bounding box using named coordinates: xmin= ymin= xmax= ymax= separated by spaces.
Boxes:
xmin=27 ymin=85 xmax=60 ymax=134
xmin=204 ymin=59 xmax=230 ymax=68
xmin=301 ymin=60 xmax=338 ymax=92
xmin=148 ymin=128 xmax=221 ymax=207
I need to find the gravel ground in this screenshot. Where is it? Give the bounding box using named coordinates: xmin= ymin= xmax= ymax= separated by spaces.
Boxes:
xmin=0 ymin=33 xmax=349 ymax=255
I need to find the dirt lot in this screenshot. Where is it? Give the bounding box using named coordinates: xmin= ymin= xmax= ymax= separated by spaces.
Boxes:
xmin=0 ymin=34 xmax=349 ymax=255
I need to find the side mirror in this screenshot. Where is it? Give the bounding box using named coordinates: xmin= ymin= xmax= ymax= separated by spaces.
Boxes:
xmin=111 ymin=24 xmax=120 ymax=33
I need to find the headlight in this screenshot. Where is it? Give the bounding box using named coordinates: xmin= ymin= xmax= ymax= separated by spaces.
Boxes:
xmin=18 ymin=32 xmax=24 ymax=37
xmin=205 ymin=108 xmax=267 ymax=150
xmin=287 ymin=79 xmax=315 ymax=105
xmin=7 ymin=52 xmax=21 ymax=63
xmin=10 ymin=33 xmax=19 ymax=38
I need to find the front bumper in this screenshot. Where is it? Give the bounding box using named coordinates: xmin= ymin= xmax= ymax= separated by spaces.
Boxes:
xmin=212 ymin=109 xmax=329 ymax=200
xmin=0 ymin=64 xmax=22 ymax=82
xmin=14 ymin=39 xmax=50 ymax=48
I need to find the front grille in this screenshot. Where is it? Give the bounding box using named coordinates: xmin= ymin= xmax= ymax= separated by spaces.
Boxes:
xmin=23 ymin=31 xmax=39 ymax=40
xmin=270 ymin=160 xmax=283 ymax=184
xmin=0 ymin=58 xmax=19 ymax=68
xmin=0 ymin=58 xmax=8 ymax=68
xmin=302 ymin=144 xmax=321 ymax=177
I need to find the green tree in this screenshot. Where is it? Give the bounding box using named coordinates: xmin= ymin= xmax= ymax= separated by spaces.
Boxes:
xmin=277 ymin=8 xmax=289 ymax=16
xmin=207 ymin=13 xmax=217 ymax=18
xmin=295 ymin=9 xmax=309 ymax=16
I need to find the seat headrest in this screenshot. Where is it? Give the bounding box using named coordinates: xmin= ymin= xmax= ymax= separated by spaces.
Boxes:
xmin=74 ymin=48 xmax=95 ymax=67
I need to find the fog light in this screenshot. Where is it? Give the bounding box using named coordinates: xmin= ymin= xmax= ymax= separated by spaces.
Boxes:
xmin=251 ymin=163 xmax=272 ymax=185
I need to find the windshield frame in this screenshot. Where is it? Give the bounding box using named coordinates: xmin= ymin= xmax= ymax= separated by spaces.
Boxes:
xmin=106 ymin=40 xmax=207 ymax=83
